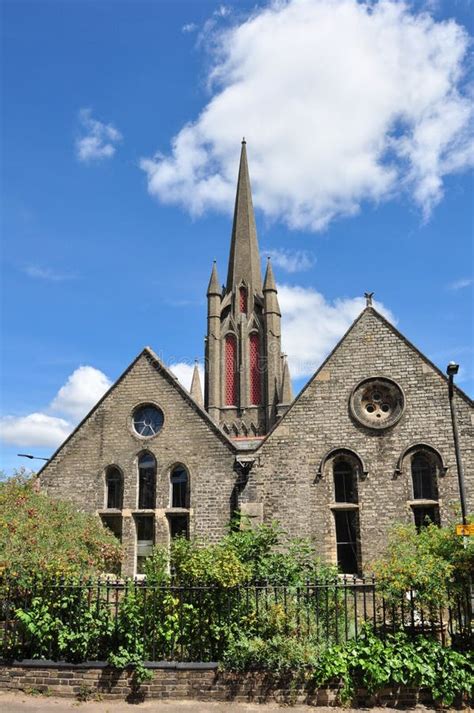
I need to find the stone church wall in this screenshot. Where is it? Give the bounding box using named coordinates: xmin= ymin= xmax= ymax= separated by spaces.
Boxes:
xmin=40 ymin=351 xmax=236 ymax=576
xmin=246 ymin=308 xmax=473 ymax=568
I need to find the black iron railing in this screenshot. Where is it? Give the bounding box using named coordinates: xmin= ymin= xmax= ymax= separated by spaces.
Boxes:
xmin=1 ymin=576 xmax=471 ymax=662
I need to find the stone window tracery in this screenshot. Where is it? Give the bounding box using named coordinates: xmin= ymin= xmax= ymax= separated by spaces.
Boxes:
xmin=132 ymin=404 xmax=164 ymax=438
xmin=350 ymin=377 xmax=404 ymax=430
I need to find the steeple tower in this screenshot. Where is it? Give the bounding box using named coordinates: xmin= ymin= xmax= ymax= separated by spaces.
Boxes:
xmin=226 ymin=139 xmax=262 ymax=294
xmin=204 ymin=141 xmax=291 ymax=437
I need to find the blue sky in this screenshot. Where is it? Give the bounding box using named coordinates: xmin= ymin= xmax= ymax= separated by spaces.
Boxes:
xmin=1 ymin=0 xmax=473 ymax=472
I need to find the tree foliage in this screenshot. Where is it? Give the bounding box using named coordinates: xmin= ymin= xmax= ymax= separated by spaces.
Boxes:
xmin=371 ymin=520 xmax=474 ymax=609
xmin=0 ymin=471 xmax=122 ymax=587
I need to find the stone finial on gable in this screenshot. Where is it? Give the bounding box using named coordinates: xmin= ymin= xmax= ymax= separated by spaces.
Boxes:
xmin=190 ymin=360 xmax=204 ymax=407
xmin=364 ymin=291 xmax=374 ymax=307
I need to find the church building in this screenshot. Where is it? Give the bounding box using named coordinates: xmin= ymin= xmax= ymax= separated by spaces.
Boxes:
xmin=39 ymin=142 xmax=473 ymax=577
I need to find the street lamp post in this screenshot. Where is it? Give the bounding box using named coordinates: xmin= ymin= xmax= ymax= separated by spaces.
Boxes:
xmin=446 ymin=362 xmax=468 ymax=527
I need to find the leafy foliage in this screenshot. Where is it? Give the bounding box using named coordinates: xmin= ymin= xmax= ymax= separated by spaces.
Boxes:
xmin=371 ymin=520 xmax=474 ymax=610
xmin=0 ymin=471 xmax=122 ymax=587
xmin=223 ymin=626 xmax=474 ymax=706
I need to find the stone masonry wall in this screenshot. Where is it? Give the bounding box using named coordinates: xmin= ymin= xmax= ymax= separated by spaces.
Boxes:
xmin=247 ymin=308 xmax=473 ymax=568
xmin=39 ymin=351 xmax=237 ymax=576
xmin=0 ymin=661 xmax=444 ymax=707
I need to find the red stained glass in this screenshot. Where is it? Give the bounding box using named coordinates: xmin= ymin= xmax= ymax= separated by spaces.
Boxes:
xmin=239 ymin=286 xmax=247 ymax=314
xmin=249 ymin=332 xmax=261 ymax=405
xmin=225 ymin=334 xmax=237 ymax=406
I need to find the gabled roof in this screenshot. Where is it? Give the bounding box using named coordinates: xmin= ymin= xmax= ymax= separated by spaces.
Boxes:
xmin=255 ymin=306 xmax=473 ymax=449
xmin=38 ymin=347 xmax=236 ymax=475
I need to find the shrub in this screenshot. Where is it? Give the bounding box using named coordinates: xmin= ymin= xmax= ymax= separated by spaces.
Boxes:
xmin=223 ymin=626 xmax=474 ymax=706
xmin=0 ymin=471 xmax=122 ymax=588
xmin=371 ymin=520 xmax=474 ymax=610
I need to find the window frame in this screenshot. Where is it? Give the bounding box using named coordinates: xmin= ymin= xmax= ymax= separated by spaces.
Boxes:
xmin=105 ymin=465 xmax=123 ymax=510
xmin=169 ymin=464 xmax=189 ymax=509
xmin=137 ymin=451 xmax=157 ymax=510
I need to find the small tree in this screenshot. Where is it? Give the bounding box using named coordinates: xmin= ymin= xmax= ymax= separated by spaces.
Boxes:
xmin=372 ymin=520 xmax=473 ymax=610
xmin=0 ymin=470 xmax=122 ymax=588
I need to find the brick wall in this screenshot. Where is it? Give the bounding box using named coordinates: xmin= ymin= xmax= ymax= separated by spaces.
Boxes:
xmin=245 ymin=308 xmax=473 ymax=567
xmin=40 ymin=350 xmax=237 ymax=576
xmin=0 ymin=661 xmax=444 ymax=707
xmin=39 ymin=309 xmax=473 ymax=576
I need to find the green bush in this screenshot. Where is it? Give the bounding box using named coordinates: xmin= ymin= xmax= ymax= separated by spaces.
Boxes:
xmin=0 ymin=471 xmax=122 ymax=587
xmin=372 ymin=520 xmax=474 ymax=610
xmin=223 ymin=626 xmax=474 ymax=706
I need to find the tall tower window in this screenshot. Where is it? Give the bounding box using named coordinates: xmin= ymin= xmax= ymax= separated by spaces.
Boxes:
xmin=138 ymin=452 xmax=156 ymax=509
xmin=225 ymin=334 xmax=237 ymax=406
xmin=249 ymin=332 xmax=262 ymax=405
xmin=239 ymin=286 xmax=247 ymax=314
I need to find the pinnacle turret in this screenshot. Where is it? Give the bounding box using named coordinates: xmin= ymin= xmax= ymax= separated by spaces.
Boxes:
xmin=263 ymin=257 xmax=277 ymax=292
xmin=190 ymin=361 xmax=204 ymax=407
xmin=226 ymin=141 xmax=262 ymax=294
xmin=207 ymin=261 xmax=221 ymax=296
xmin=280 ymin=355 xmax=293 ymax=405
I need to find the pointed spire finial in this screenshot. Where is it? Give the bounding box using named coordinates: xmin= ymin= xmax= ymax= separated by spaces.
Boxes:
xmin=263 ymin=256 xmax=277 ymax=292
xmin=190 ymin=361 xmax=204 ymax=407
xmin=242 ymin=136 xmax=246 ymax=144
xmin=280 ymin=354 xmax=293 ymax=404
xmin=207 ymin=261 xmax=221 ymax=296
xmin=364 ymin=292 xmax=374 ymax=307
xmin=226 ymin=141 xmax=262 ymax=293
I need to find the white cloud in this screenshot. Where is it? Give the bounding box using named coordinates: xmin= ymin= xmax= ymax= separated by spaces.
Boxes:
xmin=50 ymin=366 xmax=112 ymax=420
xmin=447 ymin=277 xmax=473 ymax=290
xmin=76 ymin=108 xmax=122 ymax=163
xmin=264 ymin=248 xmax=315 ymax=272
xmin=169 ymin=362 xmax=205 ymax=391
xmin=182 ymin=22 xmax=198 ymax=33
xmin=0 ymin=366 xmax=112 ymax=450
xmin=279 ymin=284 xmax=396 ymax=378
xmin=0 ymin=413 xmax=71 ymax=448
xmin=23 ymin=265 xmax=76 ymax=281
xmin=141 ymin=0 xmax=473 ymax=231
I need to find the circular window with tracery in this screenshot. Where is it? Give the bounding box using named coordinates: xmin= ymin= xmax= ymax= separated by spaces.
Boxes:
xmin=132 ymin=404 xmax=164 ymax=438
xmin=350 ymin=377 xmax=404 ymax=430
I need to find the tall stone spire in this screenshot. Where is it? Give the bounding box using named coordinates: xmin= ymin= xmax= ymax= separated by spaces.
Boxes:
xmin=204 ymin=141 xmax=286 ymax=437
xmin=190 ymin=361 xmax=203 ymax=407
xmin=226 ymin=140 xmax=262 ymax=294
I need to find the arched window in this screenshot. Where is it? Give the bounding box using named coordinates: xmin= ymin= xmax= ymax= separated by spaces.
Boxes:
xmin=106 ymin=466 xmax=123 ymax=509
xmin=170 ymin=465 xmax=189 ymax=508
xmin=327 ymin=451 xmax=362 ymax=575
xmin=249 ymin=332 xmax=261 ymax=405
xmin=225 ymin=334 xmax=237 ymax=406
xmin=138 ymin=452 xmax=156 ymax=509
xmin=239 ymin=286 xmax=247 ymax=314
xmin=411 ymin=453 xmax=437 ymax=500
xmin=410 ymin=450 xmax=439 ymax=530
xmin=333 ymin=459 xmax=358 ymax=504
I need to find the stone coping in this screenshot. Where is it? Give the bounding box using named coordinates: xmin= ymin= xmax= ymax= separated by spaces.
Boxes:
xmin=0 ymin=659 xmax=218 ymax=670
